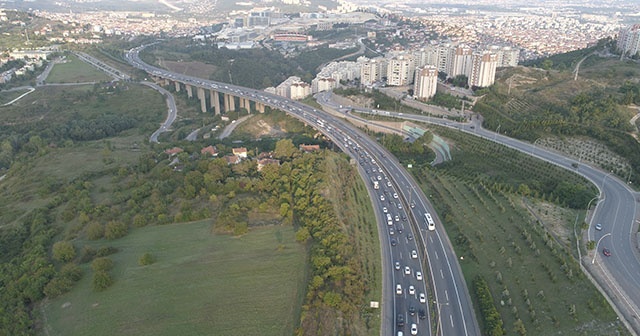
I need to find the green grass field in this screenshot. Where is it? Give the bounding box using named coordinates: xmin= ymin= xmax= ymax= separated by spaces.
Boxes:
xmin=46 ymin=54 xmax=112 ymax=83
xmin=0 ymin=87 xmax=32 ymax=105
xmin=42 ymin=222 xmax=306 ymax=336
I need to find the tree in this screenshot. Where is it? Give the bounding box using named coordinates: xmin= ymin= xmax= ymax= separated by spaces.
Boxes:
xmin=274 ymin=139 xmax=298 ymax=160
xmin=52 ymin=241 xmax=76 ymax=262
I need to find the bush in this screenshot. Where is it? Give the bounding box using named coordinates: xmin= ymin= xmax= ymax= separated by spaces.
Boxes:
xmin=473 ymin=275 xmax=505 ymax=336
xmin=138 ymin=252 xmax=155 ymax=266
xmin=96 ymin=246 xmax=118 ymax=257
xmin=43 ymin=277 xmax=73 ymax=298
xmin=92 ymin=270 xmax=113 ymax=291
xmin=85 ymin=222 xmax=104 ymax=240
xmin=79 ymin=245 xmax=96 ymax=263
xmin=60 ymin=263 xmax=83 ymax=282
xmin=91 ymin=257 xmax=114 ymax=272
xmin=52 ymin=241 xmax=76 ymax=262
xmin=104 ymin=220 xmax=128 ymax=240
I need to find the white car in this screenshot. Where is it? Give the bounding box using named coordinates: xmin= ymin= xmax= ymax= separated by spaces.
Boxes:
xmin=411 ymin=323 xmax=418 ymax=335
xmin=387 ymin=181 xmax=392 ymax=187
xmin=383 ymin=207 xmax=388 ymax=213
xmin=393 ymin=192 xmax=398 ymax=199
xmin=395 ymin=215 xmax=400 ymax=222
xmin=411 ymin=250 xmax=418 ymax=259
xmin=409 ymin=285 xmax=415 ymax=295
xmin=380 ymin=195 xmax=385 ymax=201
xmin=396 ymin=284 xmax=403 ymax=295
xmin=416 ymin=271 xmax=423 ymax=281
xmin=395 ymin=261 xmax=401 ymax=270
xmin=404 ymin=266 xmax=411 ymax=275
xmin=419 ymin=293 xmax=426 ymax=304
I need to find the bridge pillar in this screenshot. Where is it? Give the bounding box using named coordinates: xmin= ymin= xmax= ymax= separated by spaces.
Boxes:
xmin=174 ymin=81 xmax=181 ymax=92
xmin=229 ymin=94 xmax=236 ymax=111
xmin=197 ymin=87 xmax=207 ymax=113
xmin=213 ymin=90 xmax=221 ymax=115
xmin=256 ymin=102 xmax=265 ymax=113
xmin=223 ymin=93 xmax=230 ymax=112
xmin=186 ymin=84 xmax=193 ymax=98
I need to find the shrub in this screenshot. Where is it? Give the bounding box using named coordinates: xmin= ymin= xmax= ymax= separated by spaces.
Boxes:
xmin=138 ymin=252 xmax=155 ymax=266
xmin=104 ymin=220 xmax=128 ymax=240
xmin=92 ymin=270 xmax=113 ymax=291
xmin=91 ymin=257 xmax=114 ymax=272
xmin=96 ymin=246 xmax=118 ymax=257
xmin=52 ymin=241 xmax=76 ymax=262
xmin=85 ymin=222 xmax=104 ymax=240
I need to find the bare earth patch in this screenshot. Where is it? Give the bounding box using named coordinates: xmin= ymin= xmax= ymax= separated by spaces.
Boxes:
xmin=523 ymin=198 xmax=575 ymax=248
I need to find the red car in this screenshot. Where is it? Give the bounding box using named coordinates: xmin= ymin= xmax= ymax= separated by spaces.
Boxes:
xmin=603 ymin=248 xmax=611 ymax=257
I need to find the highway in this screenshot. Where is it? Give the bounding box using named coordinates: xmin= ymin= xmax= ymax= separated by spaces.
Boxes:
xmin=125 ymin=44 xmax=482 ymax=336
xmin=320 ymin=91 xmax=640 ymax=334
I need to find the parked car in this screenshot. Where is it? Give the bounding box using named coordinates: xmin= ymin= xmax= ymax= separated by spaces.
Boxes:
xmin=603 ymin=248 xmax=611 ymax=257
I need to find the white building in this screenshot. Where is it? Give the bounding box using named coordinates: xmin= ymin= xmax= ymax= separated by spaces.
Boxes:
xmin=617 ymin=24 xmax=640 ymax=57
xmin=386 ymin=55 xmax=415 ymax=86
xmin=488 ymin=46 xmax=520 ymax=67
xmin=312 ymin=76 xmax=338 ymax=93
xmin=414 ymin=66 xmax=438 ymax=101
xmin=469 ymin=52 xmax=498 ymax=88
xmin=275 ymin=76 xmax=311 ymax=99
xmin=360 ymin=57 xmax=386 ymax=86
xmin=448 ymin=45 xmax=473 ymax=78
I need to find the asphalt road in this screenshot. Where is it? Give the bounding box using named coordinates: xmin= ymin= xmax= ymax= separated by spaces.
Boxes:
xmin=322 ymin=92 xmax=640 ymax=334
xmin=141 ymin=81 xmax=177 ymax=143
xmin=124 ymin=44 xmax=485 ymax=335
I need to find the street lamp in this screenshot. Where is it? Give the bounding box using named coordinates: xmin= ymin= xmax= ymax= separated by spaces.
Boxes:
xmin=433 ymin=301 xmax=449 ymax=336
xmin=592 ymin=232 xmax=611 ymax=264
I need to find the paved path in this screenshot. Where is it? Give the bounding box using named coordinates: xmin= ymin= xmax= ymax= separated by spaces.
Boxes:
xmin=2 ymin=87 xmax=35 ymax=106
xmin=141 ymin=81 xmax=178 ymax=143
xmin=218 ymin=115 xmax=252 ymax=139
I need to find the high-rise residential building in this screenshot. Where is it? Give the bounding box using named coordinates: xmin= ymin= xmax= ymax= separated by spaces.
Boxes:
xmin=488 ymin=46 xmax=520 ymax=67
xmin=386 ymin=55 xmax=415 ymax=86
xmin=413 ymin=66 xmax=438 ymax=101
xmin=617 ymin=24 xmax=640 ymax=57
xmin=448 ymin=45 xmax=474 ymax=78
xmin=469 ymin=52 xmax=497 ymax=88
xmin=275 ymin=76 xmax=311 ymax=99
xmin=360 ymin=58 xmax=382 ymax=86
xmin=312 ymin=76 xmax=337 ymax=93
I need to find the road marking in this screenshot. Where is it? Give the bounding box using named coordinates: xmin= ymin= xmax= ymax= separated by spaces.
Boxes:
xmin=429 ymin=236 xmax=434 ymax=244
xmin=450 ymin=314 xmax=454 ymax=327
xmin=440 ymin=269 xmax=444 ymax=279
xmin=445 ymin=290 xmax=449 ymax=301
xmin=434 ymin=251 xmax=439 ymax=260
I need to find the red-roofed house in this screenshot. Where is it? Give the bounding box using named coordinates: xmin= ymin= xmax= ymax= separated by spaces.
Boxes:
xmin=299 ymin=144 xmax=320 ymax=152
xmin=224 ymin=155 xmax=241 ymax=165
xmin=165 ymin=147 xmax=184 ymax=156
xmin=257 ymin=158 xmax=280 ymax=171
xmin=232 ymin=147 xmax=248 ymax=158
xmin=201 ymin=145 xmax=219 ymax=157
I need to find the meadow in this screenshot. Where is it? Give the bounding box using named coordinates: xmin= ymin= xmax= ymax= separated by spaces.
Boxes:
xmin=42 ymin=222 xmax=306 ymax=336
xmin=46 ymin=53 xmax=112 ymax=83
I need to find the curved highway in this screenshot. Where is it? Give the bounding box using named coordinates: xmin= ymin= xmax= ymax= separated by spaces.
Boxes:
xmin=320 ymin=91 xmax=640 ymax=334
xmin=125 ymin=44 xmax=481 ymax=336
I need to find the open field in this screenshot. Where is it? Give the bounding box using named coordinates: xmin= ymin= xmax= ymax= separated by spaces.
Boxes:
xmin=42 ymin=222 xmax=306 ymax=336
xmin=414 ymin=168 xmax=626 ymax=335
xmin=161 ymin=60 xmax=218 ymax=79
xmin=46 ymin=53 xmax=112 ymax=83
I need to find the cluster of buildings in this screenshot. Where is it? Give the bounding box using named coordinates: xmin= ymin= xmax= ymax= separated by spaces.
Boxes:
xmin=269 ymin=43 xmax=518 ymax=102
xmin=617 ymin=24 xmax=640 ymax=58
xmin=0 ymin=49 xmax=52 ymax=84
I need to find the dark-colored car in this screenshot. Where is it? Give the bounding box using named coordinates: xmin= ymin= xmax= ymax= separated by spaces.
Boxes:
xmin=391 ymin=238 xmax=398 ymax=246
xmin=603 ymin=248 xmax=611 ymax=257
xmin=397 ymin=313 xmax=405 ymax=327
xmin=418 ymin=309 xmax=426 ymax=320
xmin=408 ymin=306 xmax=416 ymax=316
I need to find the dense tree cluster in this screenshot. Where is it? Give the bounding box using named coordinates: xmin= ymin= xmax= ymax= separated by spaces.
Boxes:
xmin=473 ymin=275 xmax=506 ymax=336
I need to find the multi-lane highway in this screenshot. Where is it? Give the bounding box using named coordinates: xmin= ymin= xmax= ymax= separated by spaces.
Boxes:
xmin=319 ymin=91 xmax=640 ymax=334
xmin=140 ymin=81 xmax=177 ymax=143
xmin=125 ymin=44 xmax=481 ymax=336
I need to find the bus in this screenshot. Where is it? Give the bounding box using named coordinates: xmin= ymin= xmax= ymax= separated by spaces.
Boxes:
xmin=425 ymin=213 xmax=435 ymax=231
